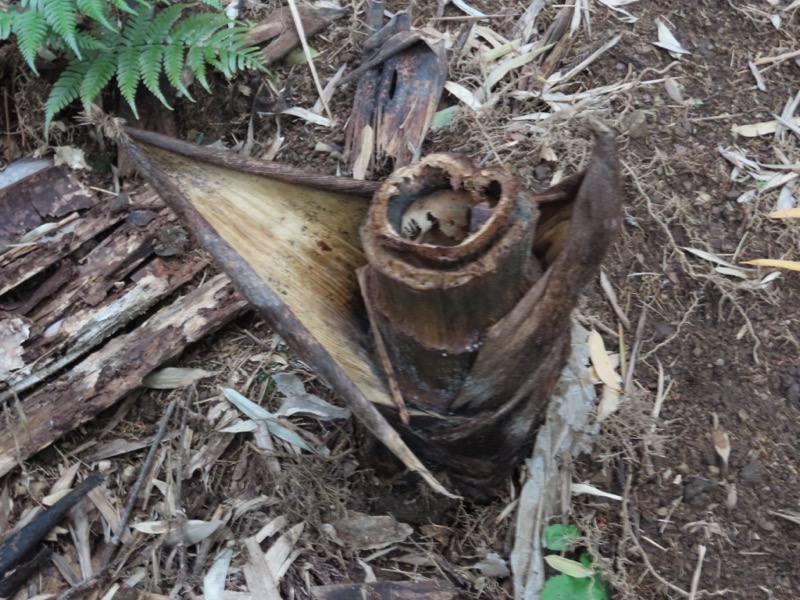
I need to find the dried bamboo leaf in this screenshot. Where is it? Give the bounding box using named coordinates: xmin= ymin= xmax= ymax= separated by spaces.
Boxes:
xmin=544 ymin=555 xmax=594 ymax=578
xmin=768 ymin=207 xmax=800 ymax=219
xmin=589 ymin=330 xmax=621 ymax=391
xmin=653 ymin=17 xmax=691 ymax=56
xmin=743 ymin=258 xmax=800 ymax=271
xmin=142 ymin=367 xmax=217 ymax=389
xmin=732 ymin=117 xmax=800 ymax=137
xmin=203 ymin=548 xmax=233 ymax=600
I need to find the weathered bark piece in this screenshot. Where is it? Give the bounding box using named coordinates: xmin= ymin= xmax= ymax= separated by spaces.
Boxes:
xmin=0 ymin=274 xmax=248 ymax=477
xmin=0 ymin=164 xmax=95 ymax=245
xmin=0 ymin=202 xmax=128 ymax=297
xmin=248 ymin=4 xmax=349 ymax=64
xmin=310 ymin=581 xmax=458 ymax=600
xmin=120 ymin=130 xmax=455 ymax=497
xmin=344 ymin=8 xmax=448 ymax=176
xmin=360 ymin=128 xmax=621 ymax=494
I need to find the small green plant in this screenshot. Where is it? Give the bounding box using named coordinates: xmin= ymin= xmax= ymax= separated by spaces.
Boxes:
xmin=542 ymin=523 xmax=608 ymax=600
xmin=0 ymin=0 xmax=266 ymax=131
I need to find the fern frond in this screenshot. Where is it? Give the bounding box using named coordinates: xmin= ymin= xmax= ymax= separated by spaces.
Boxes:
xmin=76 ymin=0 xmax=117 ymax=32
xmin=45 ymin=58 xmax=91 ymax=131
xmin=0 ymin=8 xmax=15 ymax=40
xmin=43 ymin=0 xmax=81 ymax=58
xmin=146 ymin=3 xmax=186 ymax=43
xmin=106 ymin=0 xmax=140 ymax=15
xmin=121 ymin=4 xmax=154 ymax=46
xmin=170 ymin=12 xmax=225 ymax=45
xmin=202 ymin=44 xmax=227 ymax=77
xmin=117 ymin=46 xmax=141 ymax=117
xmin=75 ymin=31 xmax=111 ymax=51
xmin=12 ymin=8 xmax=48 ymax=73
xmin=138 ymin=44 xmax=170 ymax=107
xmin=79 ymin=51 xmax=116 ymax=108
xmin=163 ymin=44 xmax=193 ymax=100
xmin=196 ymin=0 xmax=222 ymax=8
xmin=186 ymin=44 xmax=210 ymax=91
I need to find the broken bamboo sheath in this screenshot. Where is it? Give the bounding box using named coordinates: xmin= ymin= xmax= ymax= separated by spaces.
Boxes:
xmin=123 ymin=128 xmax=380 ymax=198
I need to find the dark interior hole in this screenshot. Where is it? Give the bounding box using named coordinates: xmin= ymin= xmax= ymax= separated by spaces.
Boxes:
xmin=388 ymin=70 xmax=399 ymax=100
xmin=482 ymin=180 xmax=502 ymax=207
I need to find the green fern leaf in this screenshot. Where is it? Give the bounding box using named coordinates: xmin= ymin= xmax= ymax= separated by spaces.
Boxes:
xmin=76 ymin=0 xmax=116 ymax=31
xmin=117 ymin=46 xmax=141 ymax=117
xmin=170 ymin=12 xmax=225 ymax=45
xmin=121 ymin=4 xmax=154 ymax=46
xmin=75 ymin=31 xmax=111 ymax=51
xmin=12 ymin=8 xmax=48 ymax=73
xmin=45 ymin=58 xmax=90 ymax=131
xmin=186 ymin=44 xmax=210 ymax=91
xmin=43 ymin=0 xmax=81 ymax=58
xmin=0 ymin=8 xmax=15 ymax=40
xmin=146 ymin=3 xmax=186 ymax=43
xmin=79 ymin=51 xmax=116 ymax=108
xmin=196 ymin=0 xmax=222 ymax=8
xmin=237 ymin=46 xmax=266 ymax=71
xmin=162 ymin=44 xmax=193 ymax=100
xmin=106 ymin=0 xmax=140 ymax=15
xmin=202 ymin=45 xmax=227 ymax=77
xmin=20 ymin=0 xmax=45 ymax=10
xmin=138 ymin=44 xmax=170 ymax=108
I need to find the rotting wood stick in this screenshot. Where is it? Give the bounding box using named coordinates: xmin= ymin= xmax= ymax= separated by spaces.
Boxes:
xmin=0 ymin=474 xmax=103 ymax=580
xmin=106 ymin=398 xmax=176 ymax=565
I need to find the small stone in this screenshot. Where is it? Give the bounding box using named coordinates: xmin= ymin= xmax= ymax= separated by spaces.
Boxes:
xmin=740 ymin=459 xmax=763 ymax=484
xmin=757 ymin=519 xmax=775 ymax=532
xmin=684 ymin=477 xmax=715 ymax=503
xmin=109 ymin=193 xmax=131 ymax=213
xmin=155 ymin=225 xmax=189 ymax=257
xmin=623 ymin=110 xmax=649 ymax=140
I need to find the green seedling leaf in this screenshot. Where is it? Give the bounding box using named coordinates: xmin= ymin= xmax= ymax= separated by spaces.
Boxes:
xmin=544 ymin=555 xmax=594 ymax=579
xmin=287 ymin=46 xmax=319 ymax=65
xmin=431 ymin=106 xmax=458 ymax=130
xmin=544 ymin=523 xmax=581 ymax=551
xmin=542 ymin=574 xmax=607 ymax=600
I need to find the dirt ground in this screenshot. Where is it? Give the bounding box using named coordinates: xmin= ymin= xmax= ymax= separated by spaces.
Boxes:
xmin=2 ymin=0 xmax=800 ymax=598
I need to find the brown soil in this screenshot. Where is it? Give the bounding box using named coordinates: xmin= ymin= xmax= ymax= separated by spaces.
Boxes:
xmin=3 ymin=0 xmax=800 ymax=598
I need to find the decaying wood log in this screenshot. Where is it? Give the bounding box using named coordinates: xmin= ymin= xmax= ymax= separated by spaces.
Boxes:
xmin=0 ymin=273 xmax=248 ymax=477
xmin=118 ymin=122 xmax=620 ymax=497
xmin=0 ymin=166 xmax=251 ymax=477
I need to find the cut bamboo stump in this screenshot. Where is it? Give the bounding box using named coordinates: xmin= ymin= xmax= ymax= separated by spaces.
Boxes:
xmin=360 ymin=129 xmax=621 ymax=495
